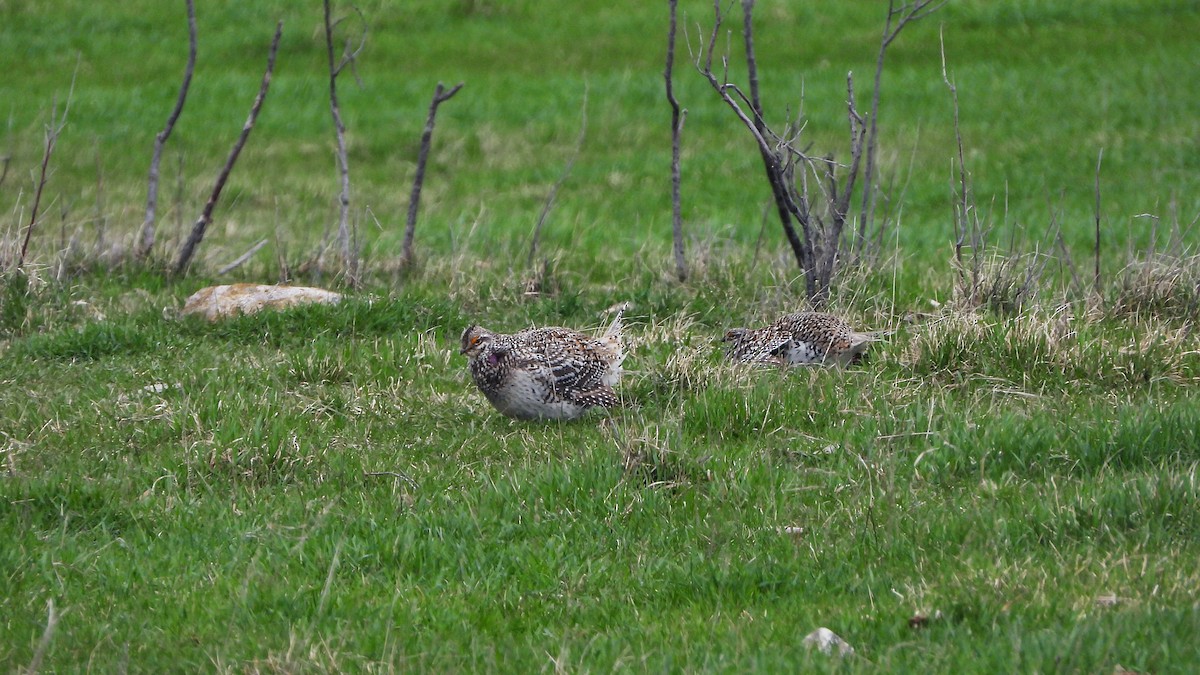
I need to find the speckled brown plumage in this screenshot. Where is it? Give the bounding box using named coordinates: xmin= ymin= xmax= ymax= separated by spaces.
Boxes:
xmin=722 ymin=312 xmax=881 ymax=366
xmin=460 ymin=307 xmax=626 ymax=420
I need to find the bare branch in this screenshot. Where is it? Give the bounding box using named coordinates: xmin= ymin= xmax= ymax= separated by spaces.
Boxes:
xmin=332 ymin=6 xmax=368 ymax=77
xmin=174 ymin=21 xmax=283 ymax=277
xmin=25 ymin=598 xmax=59 ymax=675
xmin=401 ymin=81 xmax=464 ymax=268
xmin=324 ymin=0 xmax=364 ymax=286
xmin=838 ymin=72 xmax=867 ymax=217
xmin=364 ymin=470 xmax=418 ymax=489
xmin=1094 ymin=148 xmax=1104 ymax=294
xmin=857 ymin=0 xmax=945 ymax=254
xmin=0 ymin=113 xmax=11 ymax=190
xmin=740 ymin=0 xmax=765 ymax=130
xmin=527 ymin=85 xmax=588 ymax=268
xmin=666 ymin=0 xmax=687 ymax=282
xmin=736 ymin=0 xmax=812 ymax=287
xmin=19 ymin=57 xmax=78 ymax=269
xmin=697 ymin=0 xmax=813 ymax=295
xmin=138 ymin=0 xmax=196 ymax=260
xmin=216 ymin=238 xmax=268 ymax=275
xmin=940 ymin=28 xmax=969 ymax=289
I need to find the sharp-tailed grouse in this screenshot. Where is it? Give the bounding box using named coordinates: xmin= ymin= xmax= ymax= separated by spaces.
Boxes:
xmin=460 ymin=306 xmax=627 ymax=420
xmin=722 ymin=311 xmax=880 ymax=366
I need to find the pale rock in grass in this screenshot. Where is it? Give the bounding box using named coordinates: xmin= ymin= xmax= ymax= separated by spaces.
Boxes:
xmin=802 ymin=627 xmax=855 ymax=657
xmin=181 ymin=283 xmax=342 ymax=321
xmin=70 ymin=299 xmax=105 ymax=322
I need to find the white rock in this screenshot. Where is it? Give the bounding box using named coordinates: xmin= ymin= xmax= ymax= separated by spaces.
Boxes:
xmin=802 ymin=627 xmax=854 ymax=657
xmin=180 ymin=284 xmax=342 ymax=321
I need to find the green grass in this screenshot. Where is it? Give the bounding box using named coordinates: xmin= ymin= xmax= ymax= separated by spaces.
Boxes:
xmin=3 ymin=0 xmax=1200 ymax=672
xmin=3 ymin=285 xmax=1199 ymax=671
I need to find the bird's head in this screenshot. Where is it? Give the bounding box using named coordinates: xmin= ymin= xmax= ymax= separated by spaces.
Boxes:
xmin=460 ymin=324 xmax=494 ymax=358
xmin=721 ymin=328 xmax=749 ymax=344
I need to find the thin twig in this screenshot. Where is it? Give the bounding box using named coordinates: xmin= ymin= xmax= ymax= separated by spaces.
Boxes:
xmin=737 ymin=0 xmax=812 ymax=293
xmin=698 ymin=2 xmax=812 ymax=278
xmin=315 ymin=540 xmax=343 ymax=618
xmin=857 ymin=0 xmax=945 ymax=256
xmin=666 ymin=0 xmax=688 ymax=282
xmin=324 ymin=0 xmax=367 ymax=286
xmin=19 ymin=58 xmax=78 ymax=269
xmin=364 ymin=470 xmax=418 ymax=489
xmin=216 ymin=238 xmax=268 ymax=275
xmin=22 ymin=112 xmax=56 ymax=264
xmin=174 ymin=21 xmax=283 ymax=276
xmin=138 ymin=0 xmax=196 ymax=259
xmin=402 ymin=81 xmax=464 ymax=267
xmin=1094 ymin=148 xmax=1104 ymax=295
xmin=527 ymin=85 xmax=588 ymax=268
xmin=92 ymin=139 xmax=107 ymax=259
xmin=25 ymin=598 xmax=59 ymax=675
xmin=940 ymin=26 xmax=971 ymax=295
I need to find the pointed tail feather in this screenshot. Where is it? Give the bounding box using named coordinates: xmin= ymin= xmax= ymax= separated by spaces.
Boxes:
xmin=602 ymin=301 xmax=631 ymax=339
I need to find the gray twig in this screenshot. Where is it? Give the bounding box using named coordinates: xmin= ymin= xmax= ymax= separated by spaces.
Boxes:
xmin=364 ymin=470 xmax=418 ymax=489
xmin=18 ymin=58 xmax=78 ymax=269
xmin=941 ymin=27 xmax=972 ymax=295
xmin=138 ymin=0 xmax=196 ymax=260
xmin=25 ymin=598 xmax=59 ymax=675
xmin=402 ymin=81 xmax=464 ymax=267
xmin=216 ymin=238 xmax=268 ymax=275
xmin=696 ymin=2 xmax=814 ymax=297
xmin=174 ymin=21 xmax=283 ymax=276
xmin=857 ymin=0 xmax=946 ymax=255
xmin=1094 ymin=148 xmax=1104 ymax=294
xmin=666 ymin=0 xmax=688 ymax=282
xmin=324 ymin=0 xmax=367 ymax=287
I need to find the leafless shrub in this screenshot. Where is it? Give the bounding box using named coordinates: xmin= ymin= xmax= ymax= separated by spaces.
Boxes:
xmin=940 ymin=28 xmax=1056 ymax=315
xmin=692 ymin=0 xmax=942 ymax=306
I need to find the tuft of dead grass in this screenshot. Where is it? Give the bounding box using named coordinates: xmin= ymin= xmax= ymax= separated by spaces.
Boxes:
xmin=1107 ymin=255 xmax=1200 ymax=323
xmin=903 ymin=304 xmax=1200 ymax=389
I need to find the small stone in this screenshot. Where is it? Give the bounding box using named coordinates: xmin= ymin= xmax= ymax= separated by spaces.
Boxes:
xmin=908 ymin=610 xmax=943 ymax=629
xmin=180 ymin=284 xmax=341 ymax=321
xmin=802 ymin=627 xmax=854 ymax=656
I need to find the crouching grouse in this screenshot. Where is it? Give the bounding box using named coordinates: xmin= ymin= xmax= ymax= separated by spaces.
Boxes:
xmin=460 ymin=306 xmax=627 ymax=420
xmin=722 ymin=311 xmax=881 ymax=366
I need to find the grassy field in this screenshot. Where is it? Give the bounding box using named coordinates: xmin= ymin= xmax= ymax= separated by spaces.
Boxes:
xmin=3 ymin=0 xmax=1200 ymax=672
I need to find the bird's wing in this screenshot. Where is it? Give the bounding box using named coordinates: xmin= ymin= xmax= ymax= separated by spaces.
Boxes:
xmin=738 ymin=328 xmax=792 ymax=363
xmin=514 ymin=328 xmax=611 ymax=397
